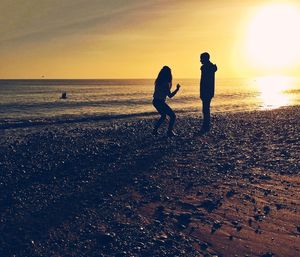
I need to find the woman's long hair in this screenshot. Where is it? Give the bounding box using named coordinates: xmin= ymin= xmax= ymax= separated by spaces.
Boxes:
xmin=155 ymin=66 xmax=172 ymax=88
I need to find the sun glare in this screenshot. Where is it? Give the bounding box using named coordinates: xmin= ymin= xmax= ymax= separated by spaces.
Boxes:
xmin=256 ymin=75 xmax=293 ymax=109
xmin=245 ymin=3 xmax=300 ymax=70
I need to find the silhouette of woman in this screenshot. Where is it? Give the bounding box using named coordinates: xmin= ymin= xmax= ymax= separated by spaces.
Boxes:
xmin=152 ymin=66 xmax=180 ymax=137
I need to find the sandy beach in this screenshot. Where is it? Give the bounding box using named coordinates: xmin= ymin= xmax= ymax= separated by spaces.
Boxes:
xmin=0 ymin=106 xmax=299 ymax=257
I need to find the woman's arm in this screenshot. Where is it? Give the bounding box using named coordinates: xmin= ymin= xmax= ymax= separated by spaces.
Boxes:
xmin=168 ymin=84 xmax=181 ymax=98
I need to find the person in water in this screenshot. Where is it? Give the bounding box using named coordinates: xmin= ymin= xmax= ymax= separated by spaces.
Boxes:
xmin=200 ymin=52 xmax=217 ymax=132
xmin=152 ymin=66 xmax=181 ymax=137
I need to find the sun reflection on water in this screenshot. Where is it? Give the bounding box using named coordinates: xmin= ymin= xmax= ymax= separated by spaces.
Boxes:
xmin=256 ymin=76 xmax=294 ymax=109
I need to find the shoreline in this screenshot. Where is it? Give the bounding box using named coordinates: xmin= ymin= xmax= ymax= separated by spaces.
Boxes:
xmin=1 ymin=104 xmax=299 ymax=130
xmin=0 ymin=106 xmax=299 ymax=256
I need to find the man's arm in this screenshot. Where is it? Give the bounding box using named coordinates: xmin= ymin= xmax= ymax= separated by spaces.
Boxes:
xmin=214 ymin=64 xmax=218 ymax=72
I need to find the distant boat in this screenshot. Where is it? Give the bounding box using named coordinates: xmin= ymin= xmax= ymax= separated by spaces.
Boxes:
xmin=60 ymin=92 xmax=67 ymax=99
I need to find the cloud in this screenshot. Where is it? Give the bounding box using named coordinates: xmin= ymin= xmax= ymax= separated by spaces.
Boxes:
xmin=1 ymin=0 xmax=277 ymax=78
xmin=0 ymin=0 xmax=173 ymax=45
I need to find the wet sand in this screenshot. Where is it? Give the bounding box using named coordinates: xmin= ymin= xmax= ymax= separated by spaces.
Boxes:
xmin=0 ymin=107 xmax=299 ymax=257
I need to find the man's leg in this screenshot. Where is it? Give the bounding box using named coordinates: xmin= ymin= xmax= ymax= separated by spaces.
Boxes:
xmin=202 ymin=98 xmax=211 ymax=131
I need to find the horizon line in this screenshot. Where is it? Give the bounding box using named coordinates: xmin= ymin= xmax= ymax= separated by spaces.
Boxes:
xmin=0 ymin=76 xmax=257 ymax=80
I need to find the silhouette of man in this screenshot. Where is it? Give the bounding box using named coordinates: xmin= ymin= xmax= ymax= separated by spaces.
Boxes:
xmin=200 ymin=52 xmax=217 ymax=132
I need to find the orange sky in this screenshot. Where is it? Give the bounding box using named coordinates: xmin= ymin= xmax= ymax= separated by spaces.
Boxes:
xmin=0 ymin=0 xmax=300 ymax=79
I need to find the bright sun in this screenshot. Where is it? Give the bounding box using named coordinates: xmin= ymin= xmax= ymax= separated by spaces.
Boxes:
xmin=246 ymin=3 xmax=300 ymax=70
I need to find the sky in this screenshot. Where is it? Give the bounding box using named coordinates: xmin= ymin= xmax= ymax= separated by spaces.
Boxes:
xmin=0 ymin=0 xmax=300 ymax=79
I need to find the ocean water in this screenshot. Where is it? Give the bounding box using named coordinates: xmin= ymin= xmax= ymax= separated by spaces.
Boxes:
xmin=0 ymin=78 xmax=300 ymax=128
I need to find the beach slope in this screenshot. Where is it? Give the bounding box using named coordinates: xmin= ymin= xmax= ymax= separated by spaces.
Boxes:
xmin=0 ymin=107 xmax=299 ymax=257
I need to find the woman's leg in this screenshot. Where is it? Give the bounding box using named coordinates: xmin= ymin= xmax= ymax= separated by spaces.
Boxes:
xmin=154 ymin=114 xmax=166 ymax=132
xmin=153 ymin=100 xmax=167 ymax=133
xmin=163 ymin=102 xmax=176 ymax=133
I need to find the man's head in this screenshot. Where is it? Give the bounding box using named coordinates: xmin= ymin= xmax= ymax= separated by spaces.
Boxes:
xmin=200 ymin=52 xmax=210 ymax=64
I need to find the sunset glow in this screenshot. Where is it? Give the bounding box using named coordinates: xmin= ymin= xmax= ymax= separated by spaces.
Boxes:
xmin=1 ymin=1 xmax=300 ymax=78
xmin=245 ymin=3 xmax=300 ymax=71
xmin=257 ymin=75 xmax=293 ymax=109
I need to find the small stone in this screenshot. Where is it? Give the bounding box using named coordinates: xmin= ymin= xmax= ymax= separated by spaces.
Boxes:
xmin=226 ymin=190 xmax=235 ymax=198
xmin=115 ymin=252 xmax=127 ymax=257
xmin=96 ymin=232 xmax=115 ymax=245
xmin=211 ymin=220 xmax=222 ymax=233
xmin=200 ymin=242 xmax=208 ymax=250
xmin=236 ymin=225 xmax=242 ymax=231
xmin=260 ymin=252 xmax=274 ymax=257
xmin=248 ymin=218 xmax=253 ymax=226
xmin=232 ymin=220 xmax=239 ymax=226
xmin=176 ymin=213 xmax=192 ymax=226
xmin=254 ymin=214 xmax=263 ymax=222
xmin=185 ymin=182 xmax=194 ymax=190
xmin=180 ymin=201 xmax=197 ymax=211
xmin=263 ymin=206 xmax=271 ymax=215
xmin=154 ymin=206 xmax=165 ymax=221
xmin=199 ymin=199 xmax=221 ymax=212
xmin=259 ymin=174 xmax=272 ymax=180
xmin=255 ymin=228 xmax=262 ymax=234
